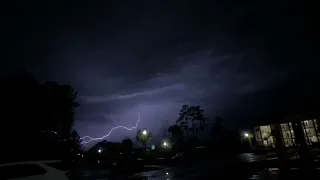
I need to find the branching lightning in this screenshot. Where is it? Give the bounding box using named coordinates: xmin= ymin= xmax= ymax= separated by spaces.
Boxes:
xmin=80 ymin=112 xmax=141 ymax=144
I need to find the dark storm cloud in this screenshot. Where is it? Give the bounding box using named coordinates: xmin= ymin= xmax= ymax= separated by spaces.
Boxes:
xmin=75 ymin=48 xmax=300 ymax=141
xmin=2 ymin=0 xmax=317 ymax=144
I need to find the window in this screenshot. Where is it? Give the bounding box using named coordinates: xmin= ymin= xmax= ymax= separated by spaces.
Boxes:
xmin=260 ymin=126 xmax=271 ymax=133
xmin=0 ymin=164 xmax=47 ymax=179
xmin=306 ymin=129 xmax=311 ymax=136
xmin=286 ymin=132 xmax=290 ymax=138
xmin=314 ymin=120 xmax=318 ymax=130
xmin=311 ymin=136 xmax=318 ymax=143
xmin=263 ymin=140 xmax=268 ymax=146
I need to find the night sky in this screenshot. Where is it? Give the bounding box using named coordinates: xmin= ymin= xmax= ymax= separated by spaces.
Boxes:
xmin=1 ymin=1 xmax=318 ymax=144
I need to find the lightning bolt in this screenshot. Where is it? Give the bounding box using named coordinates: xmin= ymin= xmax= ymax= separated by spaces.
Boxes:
xmin=80 ymin=112 xmax=141 ymax=144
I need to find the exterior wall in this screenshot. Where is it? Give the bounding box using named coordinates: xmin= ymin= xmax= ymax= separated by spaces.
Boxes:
xmin=254 ymin=119 xmax=320 ymax=148
xmin=254 ymin=127 xmax=262 ymax=146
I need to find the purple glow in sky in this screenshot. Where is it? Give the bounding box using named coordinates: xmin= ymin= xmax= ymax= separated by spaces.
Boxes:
xmin=80 ymin=112 xmax=141 ymax=144
xmin=1 ymin=1 xmax=318 ymax=146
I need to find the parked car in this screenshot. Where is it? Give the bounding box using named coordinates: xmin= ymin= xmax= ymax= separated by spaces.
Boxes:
xmin=0 ymin=160 xmax=70 ymax=180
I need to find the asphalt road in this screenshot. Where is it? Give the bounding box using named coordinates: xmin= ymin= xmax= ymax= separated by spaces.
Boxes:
xmin=77 ymin=151 xmax=320 ymax=180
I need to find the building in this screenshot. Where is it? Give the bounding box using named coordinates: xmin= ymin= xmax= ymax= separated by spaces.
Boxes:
xmin=254 ymin=125 xmax=275 ymax=148
xmin=301 ymin=119 xmax=319 ymax=145
xmin=254 ymin=119 xmax=320 ymax=148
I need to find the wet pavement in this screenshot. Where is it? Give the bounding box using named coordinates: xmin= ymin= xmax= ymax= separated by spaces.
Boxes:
xmin=82 ymin=166 xmax=320 ymax=180
xmin=127 ymin=166 xmax=320 ymax=180
xmin=238 ymin=152 xmax=278 ymax=162
xmin=79 ymin=151 xmax=320 ymax=180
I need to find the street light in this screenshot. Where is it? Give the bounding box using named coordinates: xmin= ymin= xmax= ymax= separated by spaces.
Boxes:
xmin=243 ymin=132 xmax=252 ymax=146
xmin=142 ymin=130 xmax=147 ymax=135
xmin=98 ymin=149 xmax=102 ymax=153
xmin=163 ymin=141 xmax=169 ymax=150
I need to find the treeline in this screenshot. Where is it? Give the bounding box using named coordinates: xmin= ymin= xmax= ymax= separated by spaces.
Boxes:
xmin=0 ymin=72 xmax=81 ymax=163
xmin=168 ymin=105 xmax=244 ymax=154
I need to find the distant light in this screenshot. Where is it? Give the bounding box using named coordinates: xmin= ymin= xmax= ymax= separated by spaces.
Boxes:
xmin=166 ymin=172 xmax=169 ymax=175
xmin=197 ymin=146 xmax=205 ymax=149
xmin=82 ymin=155 xmax=84 ymax=157
xmin=97 ymin=160 xmax=100 ymax=163
xmin=98 ymin=149 xmax=102 ymax=153
xmin=142 ymin=130 xmax=147 ymax=135
xmin=78 ymin=153 xmax=80 ymax=156
xmin=119 ymin=152 xmax=122 ymax=155
xmin=244 ymin=133 xmax=249 ymax=137
xmin=163 ymin=142 xmax=167 ymax=146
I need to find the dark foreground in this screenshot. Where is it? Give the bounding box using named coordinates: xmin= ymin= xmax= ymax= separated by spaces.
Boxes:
xmin=71 ymin=151 xmax=320 ymax=180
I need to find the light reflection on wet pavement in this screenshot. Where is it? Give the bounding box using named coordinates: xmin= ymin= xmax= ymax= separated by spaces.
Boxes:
xmin=91 ymin=166 xmax=320 ymax=180
xmin=126 ymin=167 xmax=320 ymax=180
xmin=238 ymin=152 xmax=278 ymax=162
xmin=87 ymin=151 xmax=320 ymax=180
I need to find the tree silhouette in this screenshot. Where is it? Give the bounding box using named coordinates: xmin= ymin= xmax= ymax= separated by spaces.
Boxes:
xmin=122 ymin=138 xmax=134 ymax=154
xmin=176 ymin=105 xmax=206 ymax=138
xmin=211 ymin=116 xmax=224 ymax=138
xmin=39 ymin=82 xmax=79 ymax=139
xmin=63 ymin=130 xmax=82 ymax=163
xmin=66 ymin=130 xmax=82 ymax=152
xmin=211 ymin=116 xmax=226 ymax=149
xmin=176 ymin=105 xmax=191 ymax=137
xmin=189 ymin=105 xmax=206 ymax=137
xmin=168 ymin=125 xmax=184 ymax=152
xmin=136 ymin=129 xmax=152 ymax=153
xmin=168 ymin=125 xmax=184 ymax=143
xmin=0 ymin=72 xmax=80 ymax=162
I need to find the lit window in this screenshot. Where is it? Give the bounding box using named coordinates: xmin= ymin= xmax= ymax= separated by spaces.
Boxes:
xmin=263 ymin=140 xmax=268 ymax=146
xmin=306 ymin=129 xmax=310 ymax=135
xmin=311 ymin=136 xmax=318 ymax=143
